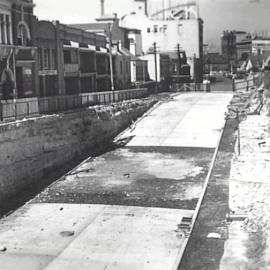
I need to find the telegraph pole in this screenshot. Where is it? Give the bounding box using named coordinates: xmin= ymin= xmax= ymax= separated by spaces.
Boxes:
xmin=108 ymin=24 xmax=114 ymax=92
xmin=153 ymin=42 xmax=158 ymax=93
xmin=177 ymin=43 xmax=181 ymax=75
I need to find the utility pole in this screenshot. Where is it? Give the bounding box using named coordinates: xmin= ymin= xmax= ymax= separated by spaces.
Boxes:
xmin=177 ymin=43 xmax=181 ymax=75
xmin=108 ymin=23 xmax=114 ymax=94
xmin=236 ymin=109 xmax=241 ymax=155
xmin=153 ymin=42 xmax=158 ymax=94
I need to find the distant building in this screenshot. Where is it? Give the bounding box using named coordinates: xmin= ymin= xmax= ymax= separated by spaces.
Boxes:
xmin=221 ymin=31 xmax=236 ymax=66
xmin=35 ymin=20 xmax=108 ymax=96
xmin=121 ymin=0 xmax=203 ymax=82
xmin=70 ymin=15 xmax=146 ymax=87
xmin=69 ymin=15 xmax=130 ymax=51
xmin=252 ymin=37 xmax=270 ymax=55
xmin=221 ymin=30 xmax=252 ymax=69
xmin=236 ymin=32 xmax=252 ymax=63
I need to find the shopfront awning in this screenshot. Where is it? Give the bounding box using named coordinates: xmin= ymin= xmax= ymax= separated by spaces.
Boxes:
xmin=88 ymin=44 xmax=96 ymax=50
xmin=63 ymin=41 xmax=79 ymax=49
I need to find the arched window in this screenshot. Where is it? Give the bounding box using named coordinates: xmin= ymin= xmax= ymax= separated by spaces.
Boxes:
xmin=17 ymin=21 xmax=31 ymax=46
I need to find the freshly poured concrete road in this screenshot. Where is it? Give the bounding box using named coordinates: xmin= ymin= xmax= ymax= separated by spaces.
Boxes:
xmin=0 ymin=93 xmax=232 ymax=270
xmin=119 ymin=93 xmax=232 ymax=148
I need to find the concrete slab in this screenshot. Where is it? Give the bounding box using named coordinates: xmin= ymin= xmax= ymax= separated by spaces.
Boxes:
xmin=118 ymin=93 xmax=232 ymax=148
xmin=0 ymin=203 xmax=194 ymax=270
xmin=162 ymin=130 xmax=220 ymax=148
xmin=34 ymin=147 xmax=213 ymax=210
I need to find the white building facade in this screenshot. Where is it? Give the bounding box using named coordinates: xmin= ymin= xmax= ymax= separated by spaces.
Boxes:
xmin=121 ymin=0 xmax=203 ymax=81
xmin=252 ymin=39 xmax=270 ymax=55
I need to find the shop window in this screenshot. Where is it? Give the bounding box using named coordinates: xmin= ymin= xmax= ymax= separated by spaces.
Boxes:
xmin=16 ymin=65 xmax=34 ymax=98
xmin=65 ymin=77 xmax=78 ymax=95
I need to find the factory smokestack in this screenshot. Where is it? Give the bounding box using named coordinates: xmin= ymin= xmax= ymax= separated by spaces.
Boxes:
xmin=101 ymin=0 xmax=105 ymax=16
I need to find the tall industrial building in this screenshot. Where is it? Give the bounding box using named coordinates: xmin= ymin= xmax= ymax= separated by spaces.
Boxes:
xmin=121 ymin=0 xmax=203 ymax=81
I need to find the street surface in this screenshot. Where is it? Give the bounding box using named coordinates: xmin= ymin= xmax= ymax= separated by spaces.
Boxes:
xmin=211 ymin=77 xmax=233 ymax=92
xmin=0 ymin=92 xmax=232 ymax=270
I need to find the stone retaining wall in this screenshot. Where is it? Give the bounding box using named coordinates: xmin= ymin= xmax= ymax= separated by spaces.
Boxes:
xmin=0 ymin=99 xmax=156 ymax=204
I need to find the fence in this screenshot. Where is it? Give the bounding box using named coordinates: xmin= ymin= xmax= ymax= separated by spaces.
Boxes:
xmin=233 ymin=76 xmax=256 ymax=92
xmin=0 ymin=88 xmax=148 ymax=121
xmin=171 ymin=83 xmax=211 ymax=92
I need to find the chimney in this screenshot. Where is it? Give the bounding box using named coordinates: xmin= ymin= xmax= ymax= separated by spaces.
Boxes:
xmin=101 ymin=0 xmax=105 ymax=16
xmin=145 ymin=0 xmax=148 ymax=16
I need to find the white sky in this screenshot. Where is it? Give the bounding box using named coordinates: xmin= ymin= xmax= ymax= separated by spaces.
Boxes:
xmin=34 ymin=0 xmax=270 ymax=51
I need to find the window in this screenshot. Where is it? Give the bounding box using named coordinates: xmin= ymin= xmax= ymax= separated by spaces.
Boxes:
xmin=38 ymin=48 xmax=43 ymax=70
xmin=64 ymin=49 xmax=77 ymax=64
xmin=153 ymin=25 xmax=158 ymax=33
xmin=6 ymin=15 xmax=10 ymax=44
xmin=64 ymin=50 xmax=71 ymax=64
xmin=43 ymin=48 xmax=50 ymax=70
xmin=178 ymin=24 xmax=183 ymax=35
xmin=0 ymin=14 xmax=5 ymax=44
xmin=0 ymin=13 xmax=12 ymax=45
xmin=163 ymin=25 xmax=167 ymax=33
xmin=147 ymin=27 xmax=151 ymax=33
xmin=120 ymin=61 xmax=123 ymax=74
xmin=17 ymin=22 xmax=31 ymax=46
xmin=51 ymin=49 xmax=56 ymax=70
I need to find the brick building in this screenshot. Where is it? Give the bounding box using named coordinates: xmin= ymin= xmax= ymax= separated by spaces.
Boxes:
xmin=0 ymin=0 xmax=38 ymax=99
xmin=35 ymin=20 xmax=108 ymax=96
